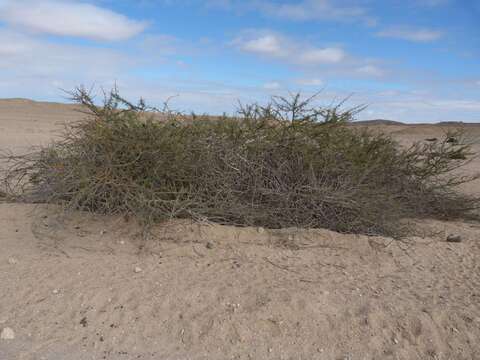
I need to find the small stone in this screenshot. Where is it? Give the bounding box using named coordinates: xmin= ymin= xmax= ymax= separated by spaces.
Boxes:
xmin=100 ymin=230 xmax=106 ymax=235
xmin=52 ymin=289 xmax=59 ymax=295
xmin=393 ymin=338 xmax=399 ymax=344
xmin=205 ymin=242 xmax=214 ymax=249
xmin=134 ymin=266 xmax=142 ymax=273
xmin=446 ymin=234 xmax=462 ymax=243
xmin=119 ymin=240 xmax=125 ymax=245
xmin=80 ymin=317 xmax=88 ymax=327
xmin=1 ymin=327 xmax=15 ymax=340
xmin=257 ymin=227 xmax=265 ymax=234
xmin=7 ymin=257 xmax=17 ymax=265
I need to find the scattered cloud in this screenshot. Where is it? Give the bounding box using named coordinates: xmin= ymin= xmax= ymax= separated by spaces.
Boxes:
xmin=208 ymin=0 xmax=376 ymax=26
xmin=234 ymin=31 xmax=347 ymax=65
xmin=139 ymin=34 xmax=185 ymax=58
xmin=0 ymin=0 xmax=475 ymax=123
xmin=356 ymin=65 xmax=385 ymax=77
xmin=0 ymin=41 xmax=30 ymax=56
xmin=234 ymin=30 xmax=388 ymax=81
xmin=296 ymin=78 xmax=324 ymax=86
xmin=376 ymin=26 xmax=443 ymax=42
xmin=263 ymin=81 xmax=282 ymax=90
xmin=0 ymin=0 xmax=147 ymax=41
xmin=0 ymin=30 xmax=136 ymax=80
xmin=240 ymin=35 xmax=285 ymax=57
xmin=413 ymin=0 xmax=449 ymax=7
xmin=259 ymin=0 xmax=374 ymax=24
xmin=0 ymin=29 xmax=184 ymax=102
xmin=430 ymin=100 xmax=480 ymax=111
xmin=299 ymin=48 xmax=346 ymax=64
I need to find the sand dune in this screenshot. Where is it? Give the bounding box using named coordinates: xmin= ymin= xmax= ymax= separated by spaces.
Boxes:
xmin=1 ymin=99 xmax=480 ymax=359
xmin=0 ymin=99 xmax=84 ymax=152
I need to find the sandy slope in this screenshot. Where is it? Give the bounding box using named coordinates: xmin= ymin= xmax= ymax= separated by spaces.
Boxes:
xmin=0 ymin=99 xmax=83 ymax=152
xmin=1 ymin=99 xmax=480 ymax=360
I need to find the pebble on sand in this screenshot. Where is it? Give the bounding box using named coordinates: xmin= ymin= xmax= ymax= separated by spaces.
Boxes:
xmin=134 ymin=266 xmax=143 ymax=273
xmin=7 ymin=257 xmax=17 ymax=265
xmin=446 ymin=234 xmax=462 ymax=243
xmin=1 ymin=327 xmax=15 ymax=340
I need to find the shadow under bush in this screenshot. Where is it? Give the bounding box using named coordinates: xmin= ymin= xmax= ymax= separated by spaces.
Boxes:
xmin=2 ymin=88 xmax=478 ymax=238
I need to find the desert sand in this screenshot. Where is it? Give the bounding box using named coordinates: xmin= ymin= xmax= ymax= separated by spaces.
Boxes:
xmin=0 ymin=99 xmax=479 ymax=360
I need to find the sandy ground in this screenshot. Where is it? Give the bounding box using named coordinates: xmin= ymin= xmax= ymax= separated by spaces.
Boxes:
xmin=0 ymin=99 xmax=480 ymax=360
xmin=0 ymin=99 xmax=83 ymax=152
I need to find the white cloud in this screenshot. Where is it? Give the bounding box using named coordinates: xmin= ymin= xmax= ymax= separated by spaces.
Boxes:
xmin=262 ymin=0 xmax=367 ymax=21
xmin=296 ymin=78 xmax=324 ymax=86
xmin=376 ymin=26 xmax=443 ymax=42
xmin=430 ymin=100 xmax=480 ymax=111
xmin=263 ymin=81 xmax=281 ymax=90
xmin=234 ymin=31 xmax=390 ymax=81
xmin=0 ymin=42 xmax=30 ymax=56
xmin=209 ymin=0 xmax=376 ymax=25
xmin=1 ymin=32 xmax=478 ymax=124
xmin=0 ymin=29 xmax=264 ymax=115
xmin=235 ymin=32 xmax=347 ymax=65
xmin=299 ymin=48 xmax=346 ymax=64
xmin=0 ymin=0 xmax=147 ymax=41
xmin=376 ymin=90 xmax=400 ymax=97
xmin=413 ymin=0 xmax=449 ymax=6
xmin=0 ymin=29 xmax=143 ymax=101
xmin=241 ymin=35 xmax=285 ymax=57
xmin=356 ymin=65 xmax=385 ymax=77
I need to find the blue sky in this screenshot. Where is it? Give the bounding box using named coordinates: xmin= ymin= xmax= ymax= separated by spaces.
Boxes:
xmin=0 ymin=0 xmax=479 ymax=122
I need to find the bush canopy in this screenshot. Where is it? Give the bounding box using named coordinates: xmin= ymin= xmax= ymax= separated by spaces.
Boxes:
xmin=2 ymin=88 xmax=478 ymax=237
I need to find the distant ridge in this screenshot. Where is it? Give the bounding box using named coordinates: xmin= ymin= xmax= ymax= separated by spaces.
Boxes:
xmin=437 ymin=121 xmax=467 ymax=125
xmin=355 ymin=119 xmax=480 ymax=126
xmin=354 ymin=119 xmax=405 ymax=125
xmin=0 ymin=98 xmax=37 ymax=102
xmin=0 ymin=99 xmax=479 ymax=125
xmin=0 ymin=98 xmax=75 ymax=107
